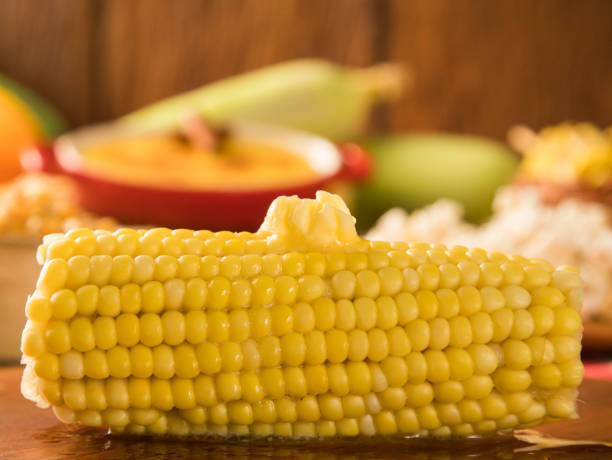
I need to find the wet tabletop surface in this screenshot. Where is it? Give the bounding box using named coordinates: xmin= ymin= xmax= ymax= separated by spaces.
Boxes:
xmin=2 ymin=366 xmax=612 ymax=459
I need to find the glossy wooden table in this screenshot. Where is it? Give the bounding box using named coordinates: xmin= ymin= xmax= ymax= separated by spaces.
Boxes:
xmin=2 ymin=366 xmax=612 ymax=460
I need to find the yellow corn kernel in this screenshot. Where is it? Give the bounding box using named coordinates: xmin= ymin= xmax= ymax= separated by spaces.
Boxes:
xmin=151 ymin=379 xmax=174 ymax=411
xmin=83 ymin=379 xmax=107 ymax=410
xmin=402 ymin=267 xmax=420 ymax=292
xmin=195 ymin=342 xmax=221 ymax=375
xmin=457 ymin=261 xmax=479 ymax=286
xmin=132 ymin=255 xmax=154 ymax=284
xmin=478 ymin=263 xmax=503 ymax=287
xmin=127 ymin=378 xmax=151 ymax=409
xmin=469 ymin=312 xmax=493 ymax=344
xmin=207 ymin=276 xmax=231 ymax=310
xmin=551 ymin=307 xmax=582 ymax=335
xmin=346 ymin=362 xmax=371 ymax=395
xmin=417 ymin=264 xmax=440 ymax=292
xmin=107 ymin=346 xmax=131 ymax=378
xmin=152 ymin=345 xmax=175 ymax=379
xmin=252 ymin=400 xmax=276 ymax=423
xmin=177 ymin=254 xmax=200 ymax=279
xmin=327 ymin=364 xmax=349 ymax=396
xmin=98 ymin=285 xmax=120 ymax=317
xmin=434 ymin=381 xmax=464 ymax=403
xmin=550 ymin=335 xmax=580 ymax=363
xmin=502 ymin=339 xmax=532 ymax=369
xmin=63 ymin=380 xmax=87 ymax=410
xmin=429 ymin=318 xmax=450 ymax=350
xmin=194 ymin=375 xmax=217 ymax=406
xmin=467 ymin=344 xmax=498 ymax=375
xmin=68 ymin=317 xmax=94 ymax=352
xmin=391 ymin=294 xmax=416 ymax=326
xmin=436 ymin=289 xmax=460 ymax=319
xmin=336 ymin=418 xmax=359 ymax=437
xmin=114 ymin=313 xmax=139 ymax=347
xmin=354 ymin=297 xmax=377 ymax=330
xmin=90 ymin=255 xmax=113 ymax=286
xmin=405 ymin=383 xmax=434 ymax=408
xmin=368 ymin=329 xmax=389 ymax=362
xmin=387 ymin=327 xmax=410 ymax=357
xmin=130 ymin=345 xmax=153 ymax=378
xmin=219 ymin=255 xmax=241 ymax=279
xmin=457 ymin=286 xmax=482 ymax=316
xmin=174 ymin=344 xmax=200 ymax=378
xmin=34 ymin=352 xmax=60 ymax=380
xmin=171 ymin=378 xmax=196 ymax=409
xmin=161 ymin=311 xmax=185 ymax=346
xmin=284 ymin=367 xmax=307 ymax=397
xmin=312 ymin=297 xmax=336 ymax=331
xmin=531 ymin=364 xmax=562 ymax=390
xmin=446 ymin=348 xmax=474 ymax=381
xmin=26 ymin=295 xmax=51 ymax=323
xmin=109 ymin=255 xmax=134 ymax=286
xmin=162 ymin=279 xmax=184 ymax=310
xmin=480 ymin=287 xmax=505 ymax=312
xmin=60 ymin=351 xmax=84 ymax=379
xmin=47 ymin=238 xmax=76 ymax=260
xmin=37 ymin=258 xmax=68 ymax=294
xmin=259 ymin=336 xmax=281 ymax=368
xmin=417 ymin=405 xmax=440 ymax=430
xmin=207 ymin=311 xmax=229 ymax=343
xmin=376 ymin=296 xmax=398 ymax=330
xmin=463 ymin=375 xmax=493 ymax=399
xmin=45 ymin=320 xmax=71 ymax=354
xmin=379 ymin=267 xmax=403 ymax=296
xmin=83 ymin=349 xmax=109 ymax=379
xmin=491 ymin=308 xmax=514 ymax=342
xmin=355 ymin=270 xmax=380 ymax=298
xmin=276 ymin=397 xmax=297 ymax=422
xmin=406 ymin=319 xmax=430 ymax=352
xmin=50 ymin=289 xmax=78 ymax=320
xmin=298 ymin=275 xmax=325 ymax=302
xmin=119 ymin=283 xmax=141 ymax=314
xmin=241 ymin=254 xmax=262 ymax=278
xmin=559 ymin=360 xmax=584 ymax=387
xmin=416 ymin=290 xmax=438 ymax=320
xmin=494 ymin=368 xmax=532 ymax=393
xmin=424 ymin=350 xmax=450 ymax=383
xmin=251 ymin=275 xmax=274 ymax=307
xmin=270 ymin=304 xmax=294 ymax=335
xmin=436 ymin=402 xmax=461 ymax=425
xmin=511 ymin=309 xmax=535 ymax=340
xmin=524 ymin=265 xmax=552 ymax=290
xmin=76 ymin=285 xmax=99 ymax=316
xmin=379 ymin=388 xmax=407 ymax=410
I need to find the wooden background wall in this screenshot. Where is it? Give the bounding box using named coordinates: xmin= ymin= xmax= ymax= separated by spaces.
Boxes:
xmin=1 ymin=0 xmax=611 ymax=140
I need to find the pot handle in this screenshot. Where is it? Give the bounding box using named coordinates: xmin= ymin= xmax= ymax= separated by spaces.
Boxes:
xmin=21 ymin=144 xmax=64 ymax=175
xmin=337 ymin=143 xmax=373 ymax=182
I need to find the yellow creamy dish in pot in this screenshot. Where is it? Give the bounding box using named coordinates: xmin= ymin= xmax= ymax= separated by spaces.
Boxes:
xmin=81 ymin=136 xmax=321 ymax=190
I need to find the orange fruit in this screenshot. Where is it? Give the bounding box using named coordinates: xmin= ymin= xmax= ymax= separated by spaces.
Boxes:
xmin=0 ymin=87 xmax=42 ymax=182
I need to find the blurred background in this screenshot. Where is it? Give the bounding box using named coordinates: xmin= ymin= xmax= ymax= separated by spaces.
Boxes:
xmin=1 ymin=0 xmax=611 ymax=136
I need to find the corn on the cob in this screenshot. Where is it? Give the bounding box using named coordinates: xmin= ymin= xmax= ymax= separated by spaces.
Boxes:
xmin=120 ymin=60 xmax=407 ymax=140
xmin=21 ymin=191 xmax=583 ymax=439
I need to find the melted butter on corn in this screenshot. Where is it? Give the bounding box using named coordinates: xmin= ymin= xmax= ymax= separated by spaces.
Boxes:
xmin=21 ymin=191 xmax=584 ymax=439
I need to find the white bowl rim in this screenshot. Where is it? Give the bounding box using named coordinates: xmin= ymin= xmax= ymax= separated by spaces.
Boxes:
xmin=54 ymin=120 xmax=343 ymax=179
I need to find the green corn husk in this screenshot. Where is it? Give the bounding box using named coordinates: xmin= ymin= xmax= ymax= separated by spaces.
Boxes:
xmin=120 ymin=59 xmax=406 ymax=140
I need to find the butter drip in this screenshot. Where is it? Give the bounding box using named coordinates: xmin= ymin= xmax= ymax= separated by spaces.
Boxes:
xmin=258 ymin=191 xmax=364 ymax=251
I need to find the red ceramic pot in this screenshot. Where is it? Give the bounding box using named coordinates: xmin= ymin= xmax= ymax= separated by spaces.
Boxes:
xmin=22 ymin=122 xmax=372 ymax=231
